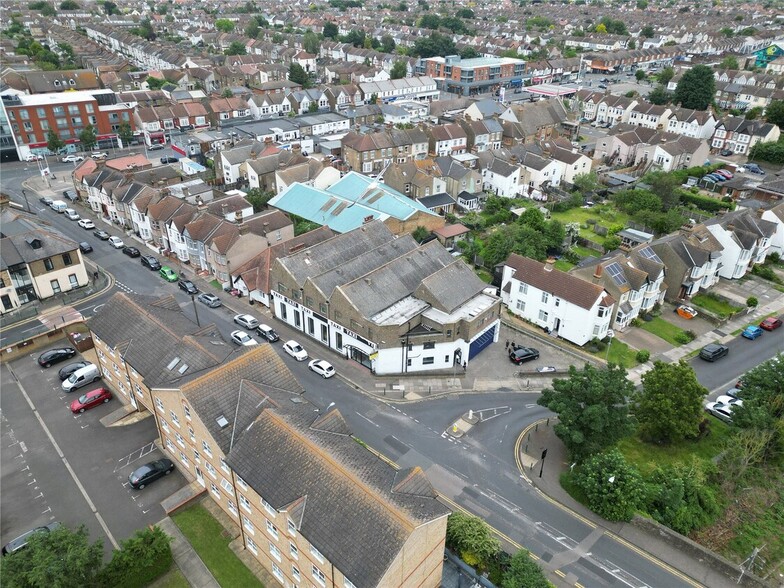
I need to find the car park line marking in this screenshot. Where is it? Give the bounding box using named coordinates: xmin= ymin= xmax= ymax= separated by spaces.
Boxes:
xmin=19 ymin=441 xmax=27 ymax=452
xmin=9 ymin=365 xmax=120 ymax=550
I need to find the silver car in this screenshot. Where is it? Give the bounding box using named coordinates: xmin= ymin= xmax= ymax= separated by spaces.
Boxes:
xmin=197 ymin=293 xmax=222 ymax=308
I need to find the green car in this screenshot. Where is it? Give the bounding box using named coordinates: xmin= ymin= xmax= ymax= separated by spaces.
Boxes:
xmin=159 ymin=266 xmax=178 ymax=282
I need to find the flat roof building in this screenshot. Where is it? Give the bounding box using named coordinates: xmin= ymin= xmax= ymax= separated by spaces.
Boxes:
xmin=416 ymin=55 xmax=526 ymax=97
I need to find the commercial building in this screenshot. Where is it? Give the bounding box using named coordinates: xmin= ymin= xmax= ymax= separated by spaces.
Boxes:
xmin=416 ymin=55 xmax=526 ymax=97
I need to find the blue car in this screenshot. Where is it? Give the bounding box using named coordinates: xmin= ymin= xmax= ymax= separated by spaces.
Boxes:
xmin=741 ymin=325 xmax=763 ymax=340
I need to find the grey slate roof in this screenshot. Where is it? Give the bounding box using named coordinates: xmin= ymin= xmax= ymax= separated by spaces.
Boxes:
xmin=417 ymin=192 xmax=456 ymax=209
xmin=0 ymin=229 xmax=79 ymax=270
xmin=416 ymin=261 xmax=487 ymax=314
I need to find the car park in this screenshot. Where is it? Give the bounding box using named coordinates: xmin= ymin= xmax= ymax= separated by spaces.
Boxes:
xmin=699 ymin=343 xmax=729 ymax=361
xmin=741 ymin=325 xmax=764 ymax=340
xmin=197 ymin=292 xmax=221 ymax=308
xmin=37 ymin=347 xmax=76 ymax=368
xmin=2 ymin=523 xmax=61 ymax=555
xmin=77 ymin=219 xmax=95 ymax=229
xmin=160 ymin=156 xmax=178 ymax=164
xmin=140 ymin=255 xmax=162 ymax=270
xmin=509 ymin=347 xmax=540 ymax=364
xmin=178 ymin=279 xmax=198 ymax=295
xmin=93 ymin=229 xmax=110 ymax=240
xmin=159 ymin=266 xmax=178 ymax=282
xmin=230 ymin=330 xmax=258 ymax=346
xmin=308 ymin=359 xmax=335 ymax=378
xmin=128 ymin=459 xmax=175 ymax=489
xmin=64 ymin=208 xmax=80 ymax=221
xmin=760 ymin=317 xmax=783 ymax=331
xmin=57 ymin=361 xmax=91 ymax=381
xmin=70 ymin=387 xmax=112 ymax=413
xmin=233 ymin=314 xmax=259 ymax=330
xmin=61 ymin=154 xmax=84 ymax=163
xmin=283 ymin=340 xmax=308 ymax=361
xmin=257 ymin=324 xmax=279 ymax=343
xmin=121 ymin=246 xmax=140 ymax=258
xmin=108 ymin=236 xmax=124 ymax=249
xmin=79 ymin=242 xmax=93 ymax=253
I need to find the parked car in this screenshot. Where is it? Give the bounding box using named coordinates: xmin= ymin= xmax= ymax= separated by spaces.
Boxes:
xmin=233 ymin=314 xmax=259 ymax=330
xmin=726 ymin=387 xmax=745 ymax=400
xmin=745 ymin=163 xmax=765 ymax=175
xmin=70 ymin=387 xmax=112 ymax=413
xmin=78 ymin=219 xmax=95 ymax=229
xmin=61 ymin=364 xmax=101 ymax=392
xmin=39 ymin=196 xmax=53 ymax=206
xmin=230 ymin=330 xmax=258 ymax=346
xmin=160 ymin=156 xmax=178 ymax=164
xmin=699 ymin=343 xmax=729 ymax=362
xmin=140 ymin=255 xmax=161 ymax=270
xmin=178 ymin=279 xmax=198 ymax=295
xmin=741 ymin=325 xmax=764 ymax=340
xmin=63 ymin=189 xmax=79 ymax=202
xmin=197 ymin=292 xmax=221 ymax=308
xmin=714 ymin=169 xmax=733 ymax=179
xmin=91 ymin=152 xmax=108 ymax=160
xmin=2 ymin=523 xmax=61 ymax=556
xmin=108 ymin=236 xmax=124 ymax=249
xmin=159 ymin=266 xmax=178 ymax=282
xmin=714 ymin=395 xmax=743 ymax=408
xmin=122 ymin=246 xmax=140 ymax=258
xmin=26 ymin=154 xmax=43 ymax=162
xmin=509 ymin=347 xmax=540 ymax=364
xmin=93 ymin=229 xmax=110 ymax=240
xmin=148 ymin=144 xmax=164 ymax=151
xmin=79 ymin=241 xmax=93 ymax=253
xmin=37 ymin=347 xmax=76 ymax=368
xmin=705 ymin=401 xmax=735 ymax=423
xmin=64 ymin=208 xmax=80 ymax=221
xmin=128 ymin=458 xmax=175 ymax=489
xmin=283 ymin=340 xmax=308 ymax=361
xmin=57 ymin=361 xmax=91 ymax=381
xmin=257 ymin=324 xmax=279 ymax=342
xmin=308 ymin=359 xmax=335 ymax=378
xmin=719 ymin=149 xmax=733 ymax=156
xmin=61 ymin=154 xmax=84 ymax=163
xmin=760 ymin=317 xmax=782 ymax=331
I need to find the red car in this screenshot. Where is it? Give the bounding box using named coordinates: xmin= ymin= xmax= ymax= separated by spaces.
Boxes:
xmin=70 ymin=388 xmax=112 ymax=413
xmin=759 ymin=317 xmax=782 ymax=331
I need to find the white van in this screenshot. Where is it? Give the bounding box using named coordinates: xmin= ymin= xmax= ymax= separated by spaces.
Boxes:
xmin=62 ymin=364 xmax=100 ymax=392
xmin=50 ymin=200 xmax=68 ymax=213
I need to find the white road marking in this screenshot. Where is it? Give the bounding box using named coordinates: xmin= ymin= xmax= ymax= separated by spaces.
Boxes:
xmin=355 ymin=411 xmax=379 ymax=427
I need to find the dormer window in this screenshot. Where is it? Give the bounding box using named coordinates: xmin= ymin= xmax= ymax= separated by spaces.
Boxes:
xmin=54 ymin=80 xmax=61 ymax=86
xmin=69 ymin=79 xmax=76 ymax=86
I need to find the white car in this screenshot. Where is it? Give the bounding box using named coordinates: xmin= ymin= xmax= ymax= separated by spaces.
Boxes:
xmin=713 ymin=395 xmax=743 ymax=409
xmin=308 ymin=359 xmax=335 ymax=378
xmin=230 ymin=330 xmax=258 ymax=346
xmin=108 ymin=236 xmax=124 ymax=248
xmin=61 ymin=154 xmax=84 ymax=163
xmin=705 ymin=402 xmax=735 ymax=423
xmin=283 ymin=340 xmax=308 ymax=361
xmin=77 ymin=219 xmax=95 ymax=229
xmin=233 ymin=314 xmax=259 ymax=330
xmin=26 ymin=154 xmax=43 ymax=162
xmin=91 ymin=152 xmax=108 ymax=160
xmin=64 ymin=209 xmax=80 ymax=221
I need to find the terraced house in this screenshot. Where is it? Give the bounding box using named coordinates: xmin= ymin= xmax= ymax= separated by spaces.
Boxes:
xmin=87 ymin=293 xmax=449 ymax=587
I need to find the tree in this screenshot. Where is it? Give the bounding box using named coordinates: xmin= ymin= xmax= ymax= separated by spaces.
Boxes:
xmin=412 ymin=31 xmax=455 ymax=58
xmin=288 ymin=63 xmax=309 ymax=86
xmin=245 ymin=188 xmax=275 ymax=212
xmin=215 ymin=18 xmax=235 ymax=33
xmin=78 ymin=125 xmax=97 ymax=151
xmin=412 ymin=226 xmax=430 ymax=242
xmin=647 ymin=84 xmax=672 ymax=106
xmin=501 ymin=550 xmax=550 ymax=588
xmin=222 ymin=88 xmax=234 ymax=98
xmin=47 ymin=130 xmax=64 ymax=155
xmin=656 ymin=66 xmax=675 ymax=85
xmin=641 ymin=25 xmax=654 ymax=38
xmin=647 ymin=171 xmax=681 ymax=209
xmin=59 ymin=0 xmax=79 ymax=8
xmin=460 ymin=46 xmax=479 ymax=59
xmin=672 ymin=64 xmax=715 ymax=110
xmin=595 ymin=23 xmax=607 ymax=34
xmin=0 ymin=524 xmax=103 ymax=588
xmin=572 ymin=171 xmax=599 ymax=195
xmin=537 ymin=363 xmax=636 ymax=461
xmin=98 ymin=526 xmax=172 ymax=587
xmin=225 ymin=41 xmax=247 ymax=56
xmin=635 ymin=69 xmax=646 ymax=83
xmin=634 ymin=360 xmax=707 ymax=444
xmin=636 ymin=0 xmax=648 ymax=7
xmin=118 ymin=122 xmax=133 ymax=147
xmin=103 ymin=0 xmax=118 ymax=14
xmin=390 ymin=60 xmax=407 ymax=79
xmin=303 ymin=30 xmax=320 ymax=55
xmin=145 ymin=75 xmax=166 ymax=90
xmin=574 ymin=449 xmax=645 ymax=521
xmin=323 ymin=22 xmax=339 ymax=38
xmin=380 ymin=34 xmax=396 ymax=54
xmin=765 ymin=100 xmax=784 ymax=128
xmin=720 ymin=55 xmax=739 ymax=70
xmin=445 ymin=511 xmax=500 ymax=569
xmin=245 ymin=18 xmax=259 ymax=39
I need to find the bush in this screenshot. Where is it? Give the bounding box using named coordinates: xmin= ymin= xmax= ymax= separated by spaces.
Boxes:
xmin=768 ymin=252 xmax=781 ymax=264
xmin=636 ymin=349 xmax=651 ymax=363
xmin=747 ymin=296 xmax=758 ymax=308
xmin=674 ymin=332 xmax=691 ymax=344
xmin=630 ymin=317 xmax=643 ymax=328
xmin=98 ymin=526 xmax=173 ymax=588
xmin=751 ymin=265 xmax=783 ymax=284
xmin=680 ymin=191 xmax=733 ymax=213
xmin=501 ymin=549 xmax=550 ymax=588
xmin=574 ymin=449 xmax=645 ymax=521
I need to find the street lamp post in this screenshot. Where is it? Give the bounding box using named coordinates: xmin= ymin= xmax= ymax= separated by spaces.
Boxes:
xmin=539 ymin=448 xmax=548 ymax=478
xmin=605 ymin=329 xmax=615 ymax=363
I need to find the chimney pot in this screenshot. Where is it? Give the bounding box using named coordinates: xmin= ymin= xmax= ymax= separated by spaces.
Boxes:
xmin=544 ymin=258 xmax=555 ymax=271
xmin=594 ymin=264 xmax=603 ymax=279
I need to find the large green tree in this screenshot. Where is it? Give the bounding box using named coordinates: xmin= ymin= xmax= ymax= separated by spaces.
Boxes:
xmin=47 ymin=130 xmax=64 ymax=154
xmin=245 ymin=188 xmax=275 ymax=212
xmin=322 ymin=22 xmax=338 ymax=39
xmin=78 ymin=125 xmax=97 ymax=151
xmin=303 ymin=30 xmax=320 ymax=55
xmin=215 ymin=18 xmax=235 ymax=33
xmin=390 ymin=60 xmax=407 ymax=79
xmin=225 ymin=41 xmax=247 ymax=56
xmin=647 ymin=84 xmax=672 ymax=106
xmin=413 ymin=31 xmax=455 ymax=58
xmin=538 ymin=363 xmax=636 ymax=461
xmin=765 ymin=99 xmax=784 ymax=128
xmin=244 ymin=18 xmax=259 ymax=39
xmin=635 ymin=360 xmax=707 ymax=444
xmin=501 ymin=550 xmax=550 ymax=588
xmin=672 ymin=65 xmax=715 ymax=110
xmin=117 ymin=121 xmax=133 ymax=147
xmin=0 ymin=525 xmax=103 ymax=588
xmin=288 ymin=63 xmax=309 ymax=86
xmin=574 ymin=449 xmax=645 ymax=521
xmin=445 ymin=512 xmax=500 ymax=568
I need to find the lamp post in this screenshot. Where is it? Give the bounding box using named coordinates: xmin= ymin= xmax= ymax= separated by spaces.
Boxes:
xmin=538 ymin=448 xmax=548 ymax=478
xmin=605 ymin=329 xmax=615 ymax=363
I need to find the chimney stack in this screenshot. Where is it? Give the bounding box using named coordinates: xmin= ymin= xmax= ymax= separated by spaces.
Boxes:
xmin=593 ymin=264 xmax=603 ymax=280
xmin=544 ymin=258 xmax=555 ymax=272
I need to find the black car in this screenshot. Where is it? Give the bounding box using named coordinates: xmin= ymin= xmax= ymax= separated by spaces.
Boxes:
xmin=257 ymin=324 xmax=280 ymax=343
xmin=178 ymin=279 xmax=198 ymax=295
xmin=140 ymin=255 xmax=162 ymax=270
xmin=63 ymin=189 xmax=78 ymax=202
xmin=58 ymin=361 xmax=90 ymax=381
xmin=699 ymin=343 xmax=729 ymax=362
xmin=39 ymin=196 xmax=53 ymax=206
xmin=128 ymin=458 xmax=175 ymax=489
xmin=38 ymin=347 xmax=77 ymax=368
xmin=509 ymin=347 xmax=540 ymax=365
xmin=122 ymin=246 xmax=141 ymax=258
xmin=79 ymin=242 xmax=93 ymax=253
xmin=160 ymin=156 xmax=179 ymax=164
xmin=720 ymin=149 xmax=733 ymax=156
xmin=2 ymin=522 xmax=61 ymax=556
xmin=93 ymin=229 xmax=110 ymax=240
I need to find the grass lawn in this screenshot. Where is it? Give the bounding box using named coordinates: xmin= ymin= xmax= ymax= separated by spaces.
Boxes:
xmin=172 ymin=504 xmax=264 ymax=588
xmin=571 ymin=245 xmax=602 ymax=259
xmin=554 ymin=259 xmax=575 ymax=272
xmin=551 ymin=205 xmax=631 ymax=240
xmin=691 ymin=293 xmax=742 ymax=319
xmin=148 ymin=566 xmax=190 ymax=588
xmin=587 ymin=338 xmax=639 ymax=368
xmin=639 ymin=316 xmax=688 ymax=346
xmin=617 ymin=419 xmax=733 ymax=476
xmin=209 ymin=279 xmax=222 ymax=290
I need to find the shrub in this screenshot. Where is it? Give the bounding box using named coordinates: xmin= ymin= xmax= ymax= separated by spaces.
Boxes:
xmin=98 ymin=526 xmax=172 ymax=588
xmin=768 ymin=252 xmax=780 ymax=264
xmin=680 ymin=191 xmax=733 ymax=212
xmin=574 ymin=449 xmax=645 ymax=521
xmin=747 ymin=296 xmax=758 ymax=308
xmin=635 ymin=349 xmax=651 ymax=363
xmin=674 ymin=332 xmax=691 ymax=344
xmin=630 ymin=317 xmax=643 ymax=328
xmin=751 ymin=265 xmax=783 ymax=284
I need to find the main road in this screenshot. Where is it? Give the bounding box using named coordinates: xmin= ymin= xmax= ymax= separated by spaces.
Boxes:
xmin=6 ymin=181 xmax=780 ymax=587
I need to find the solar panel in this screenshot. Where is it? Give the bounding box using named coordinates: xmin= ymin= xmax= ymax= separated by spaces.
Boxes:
xmin=606 ymin=262 xmax=628 ymax=286
xmin=639 ymin=246 xmax=662 ymax=263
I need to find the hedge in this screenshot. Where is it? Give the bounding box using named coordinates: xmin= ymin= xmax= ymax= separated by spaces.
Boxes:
xmin=679 ymin=191 xmax=733 ymax=213
xmin=98 ymin=526 xmax=173 ymax=588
